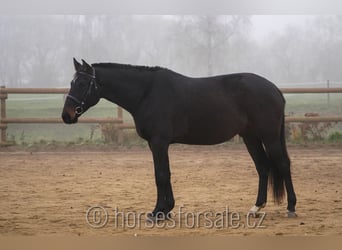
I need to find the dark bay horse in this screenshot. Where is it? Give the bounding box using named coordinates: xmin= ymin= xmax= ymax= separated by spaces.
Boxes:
xmin=62 ymin=58 xmax=297 ymax=219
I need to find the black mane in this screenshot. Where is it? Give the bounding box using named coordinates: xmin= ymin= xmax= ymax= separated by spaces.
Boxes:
xmin=92 ymin=63 xmax=164 ymax=72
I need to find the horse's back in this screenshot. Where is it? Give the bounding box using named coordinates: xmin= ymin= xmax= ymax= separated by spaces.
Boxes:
xmin=140 ymin=70 xmax=285 ymax=144
xmin=172 ymin=72 xmax=285 ymax=123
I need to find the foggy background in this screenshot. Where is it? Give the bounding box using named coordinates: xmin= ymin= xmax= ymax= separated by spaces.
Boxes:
xmin=1 ymin=15 xmax=342 ymax=88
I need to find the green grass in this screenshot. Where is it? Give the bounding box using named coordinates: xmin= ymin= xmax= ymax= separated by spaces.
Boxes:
xmin=285 ymin=93 xmax=342 ymax=115
xmin=6 ymin=94 xmax=133 ymax=120
xmin=2 ymin=93 xmax=342 ymax=144
xmin=5 ymin=94 xmax=134 ymax=144
xmin=284 ymin=93 xmax=342 ymax=137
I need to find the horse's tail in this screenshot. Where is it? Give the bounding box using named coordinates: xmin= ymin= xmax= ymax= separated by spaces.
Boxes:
xmin=268 ymin=92 xmax=289 ymax=204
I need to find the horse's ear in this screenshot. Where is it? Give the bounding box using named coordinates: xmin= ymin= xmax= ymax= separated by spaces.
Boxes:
xmin=73 ymin=58 xmax=82 ymax=71
xmin=81 ymin=59 xmax=92 ymax=73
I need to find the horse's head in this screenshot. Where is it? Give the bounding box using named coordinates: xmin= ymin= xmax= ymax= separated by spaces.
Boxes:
xmin=62 ymin=58 xmax=100 ymax=124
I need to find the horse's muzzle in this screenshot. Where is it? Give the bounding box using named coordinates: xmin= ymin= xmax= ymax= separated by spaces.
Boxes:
xmin=62 ymin=111 xmax=78 ymax=124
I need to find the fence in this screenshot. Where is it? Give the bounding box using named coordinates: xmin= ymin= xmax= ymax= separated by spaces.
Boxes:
xmin=1 ymin=86 xmax=342 ymax=144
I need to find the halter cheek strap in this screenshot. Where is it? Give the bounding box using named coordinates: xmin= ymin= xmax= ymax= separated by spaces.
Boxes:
xmin=66 ymin=94 xmax=85 ymax=115
xmin=66 ymin=69 xmax=98 ymax=115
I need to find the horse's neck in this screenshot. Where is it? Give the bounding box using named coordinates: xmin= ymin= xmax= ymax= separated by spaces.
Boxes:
xmin=97 ymin=67 xmax=153 ymax=115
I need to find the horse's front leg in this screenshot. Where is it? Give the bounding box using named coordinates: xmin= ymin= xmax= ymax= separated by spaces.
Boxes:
xmin=148 ymin=138 xmax=175 ymax=220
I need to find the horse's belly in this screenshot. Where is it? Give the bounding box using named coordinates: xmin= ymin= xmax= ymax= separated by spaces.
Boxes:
xmin=174 ymin=119 xmax=241 ymax=145
xmin=176 ymin=134 xmax=235 ymax=145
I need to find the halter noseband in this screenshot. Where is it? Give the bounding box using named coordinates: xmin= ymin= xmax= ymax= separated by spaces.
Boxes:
xmin=66 ymin=68 xmax=98 ymax=115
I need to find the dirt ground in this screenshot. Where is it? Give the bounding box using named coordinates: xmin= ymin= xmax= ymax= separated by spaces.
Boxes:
xmin=0 ymin=144 xmax=341 ymax=236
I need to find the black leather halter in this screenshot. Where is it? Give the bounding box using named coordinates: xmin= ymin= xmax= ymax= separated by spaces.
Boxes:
xmin=66 ymin=68 xmax=98 ymax=115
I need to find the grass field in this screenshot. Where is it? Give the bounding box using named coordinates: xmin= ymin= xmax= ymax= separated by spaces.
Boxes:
xmin=2 ymin=93 xmax=342 ymax=144
xmin=5 ymin=94 xmax=132 ymax=144
xmin=285 ymin=93 xmax=342 ymax=115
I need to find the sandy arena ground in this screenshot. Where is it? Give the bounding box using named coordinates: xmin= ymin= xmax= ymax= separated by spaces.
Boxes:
xmin=0 ymin=145 xmax=341 ymax=236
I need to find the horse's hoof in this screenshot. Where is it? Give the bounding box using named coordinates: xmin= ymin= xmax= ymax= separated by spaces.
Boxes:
xmin=249 ymin=205 xmax=260 ymax=213
xmin=287 ymin=211 xmax=298 ymax=218
xmin=146 ymin=213 xmax=157 ymax=223
xmin=248 ymin=205 xmax=262 ymax=218
xmin=146 ymin=212 xmax=171 ymax=223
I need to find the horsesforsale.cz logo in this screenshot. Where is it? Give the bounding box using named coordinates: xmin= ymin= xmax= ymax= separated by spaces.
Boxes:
xmin=86 ymin=205 xmax=109 ymax=228
xmin=85 ymin=205 xmax=267 ymax=229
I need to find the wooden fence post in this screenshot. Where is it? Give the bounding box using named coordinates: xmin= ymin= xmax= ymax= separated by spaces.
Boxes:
xmin=0 ymin=86 xmax=8 ymax=144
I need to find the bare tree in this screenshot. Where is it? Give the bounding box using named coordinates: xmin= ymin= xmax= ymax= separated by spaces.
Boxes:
xmin=310 ymin=15 xmax=342 ymax=81
xmin=0 ymin=16 xmax=31 ymax=87
xmin=265 ymin=15 xmax=342 ymax=83
xmin=174 ymin=15 xmax=251 ymax=76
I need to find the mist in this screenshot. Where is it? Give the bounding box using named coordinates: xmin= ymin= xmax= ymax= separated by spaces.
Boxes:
xmin=1 ymin=15 xmax=342 ymax=88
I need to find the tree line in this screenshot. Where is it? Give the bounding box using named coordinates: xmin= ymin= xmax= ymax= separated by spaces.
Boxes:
xmin=0 ymin=15 xmax=341 ymax=87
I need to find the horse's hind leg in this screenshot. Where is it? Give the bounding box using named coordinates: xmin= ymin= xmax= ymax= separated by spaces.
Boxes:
xmin=242 ymin=135 xmax=270 ymax=215
xmin=263 ymin=141 xmax=297 ymax=217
